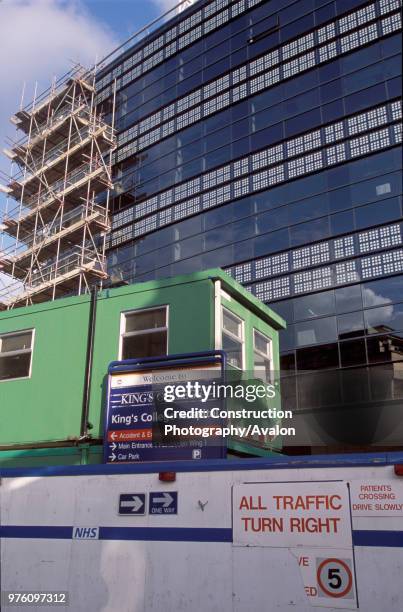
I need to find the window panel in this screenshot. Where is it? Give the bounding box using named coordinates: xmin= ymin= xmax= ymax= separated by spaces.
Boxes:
xmin=295 ymin=316 xmax=337 ymax=347
xmin=253 ymin=329 xmax=272 ymax=381
xmin=296 ymin=343 xmax=339 ymax=370
xmin=337 ymin=311 xmax=365 ymax=339
xmin=365 ymin=302 xmax=403 ymax=334
xmin=294 ymin=290 xmax=335 ymax=321
xmin=222 ymin=306 xmax=244 ymax=368
xmin=340 ymin=338 xmax=367 ymax=366
xmin=0 ymin=330 xmax=34 ymax=381
xmin=362 ymin=275 xmax=403 ymax=307
xmin=113 ymin=1 xmax=400 ymax=164
xmin=120 ymin=307 xmax=168 ymax=360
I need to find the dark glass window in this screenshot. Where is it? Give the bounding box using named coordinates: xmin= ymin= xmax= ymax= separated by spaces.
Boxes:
xmin=355 ymin=198 xmax=401 ymax=230
xmin=331 ymin=210 xmax=354 ymax=235
xmin=254 ymin=228 xmax=290 ymax=256
xmin=293 ymin=291 xmax=335 ymax=321
xmin=289 ymin=194 xmax=328 ymax=224
xmin=289 ymin=217 xmax=329 ymax=246
xmin=335 ymin=285 xmax=362 ymax=314
xmin=340 ymin=339 xmax=367 ymax=367
xmin=0 ymin=331 xmax=33 ymax=381
xmin=279 ymin=325 xmax=295 ymax=352
xmin=365 ymin=303 xmax=403 ymax=335
xmin=367 ymin=334 xmax=403 ymax=363
xmin=121 ymin=307 xmax=168 ymax=360
xmin=270 ymin=299 xmax=294 ymax=324
xmin=296 ymin=343 xmax=339 ymax=370
xmin=280 ymin=352 xmax=296 ymax=372
xmin=337 ymin=312 xmax=365 ymax=340
xmin=295 ymin=317 xmax=337 ymax=347
xmin=362 ymin=276 xmax=403 ymax=308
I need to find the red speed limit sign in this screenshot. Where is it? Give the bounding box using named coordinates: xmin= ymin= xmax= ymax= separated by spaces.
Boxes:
xmin=317 ymin=558 xmax=354 ymax=599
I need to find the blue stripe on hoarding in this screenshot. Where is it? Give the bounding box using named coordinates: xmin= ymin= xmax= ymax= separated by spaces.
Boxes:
xmin=1 ymin=451 xmax=403 ymax=477
xmin=0 ymin=525 xmax=231 ymax=543
xmin=99 ymin=527 xmax=232 ymax=542
xmin=353 ymin=530 xmax=403 ymax=548
xmin=2 ymin=526 xmax=403 ymax=547
xmin=0 ymin=526 xmax=72 ymax=539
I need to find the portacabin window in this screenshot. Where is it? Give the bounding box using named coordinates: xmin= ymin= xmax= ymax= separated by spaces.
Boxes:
xmin=120 ymin=306 xmax=168 ymax=360
xmin=222 ymin=306 xmax=244 ymax=369
xmin=0 ymin=329 xmax=34 ymax=381
xmin=253 ymin=329 xmax=273 ymax=382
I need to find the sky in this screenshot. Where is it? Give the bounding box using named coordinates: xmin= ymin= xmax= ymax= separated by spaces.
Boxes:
xmin=0 ymin=0 xmax=184 ymax=233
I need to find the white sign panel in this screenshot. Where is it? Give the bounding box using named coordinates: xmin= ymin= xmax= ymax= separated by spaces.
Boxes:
xmin=292 ymin=548 xmax=358 ymax=609
xmin=350 ymin=480 xmax=403 ymax=516
xmin=233 ymin=481 xmax=352 ymax=548
xmin=110 ymin=365 xmax=221 ymax=388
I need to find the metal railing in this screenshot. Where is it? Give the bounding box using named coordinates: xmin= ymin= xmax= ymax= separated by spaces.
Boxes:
xmin=11 ymin=104 xmax=98 ymax=151
xmin=11 ymin=123 xmax=115 ymax=184
xmin=18 ymin=158 xmax=107 ymax=209
xmin=2 ymin=204 xmax=109 ymax=260
xmin=30 ymin=246 xmax=105 ymax=288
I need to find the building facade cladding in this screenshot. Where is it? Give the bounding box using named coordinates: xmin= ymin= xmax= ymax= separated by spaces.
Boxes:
xmin=95 ymin=0 xmax=402 ymax=380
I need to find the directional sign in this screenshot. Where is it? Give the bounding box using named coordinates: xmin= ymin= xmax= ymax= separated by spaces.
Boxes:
xmin=149 ymin=491 xmax=178 ymax=515
xmin=118 ymin=493 xmax=146 ymax=515
xmin=104 ymin=352 xmax=227 ymax=463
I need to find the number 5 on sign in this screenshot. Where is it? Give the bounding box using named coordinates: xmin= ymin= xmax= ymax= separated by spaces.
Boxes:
xmin=292 ymin=548 xmax=358 ymax=609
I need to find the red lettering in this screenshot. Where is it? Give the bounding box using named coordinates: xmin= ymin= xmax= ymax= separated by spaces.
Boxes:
xmin=298 ymin=557 xmax=309 ymax=567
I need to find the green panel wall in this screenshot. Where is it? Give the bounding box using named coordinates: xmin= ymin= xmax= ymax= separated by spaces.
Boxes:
xmin=220 ymin=293 xmax=282 ymax=454
xmin=220 ymin=293 xmax=281 ymax=372
xmin=0 ymin=274 xmax=215 ymax=447
xmin=0 ymin=269 xmax=284 ymax=466
xmin=0 ymin=296 xmax=90 ymax=445
xmin=88 ymin=277 xmax=215 ymax=437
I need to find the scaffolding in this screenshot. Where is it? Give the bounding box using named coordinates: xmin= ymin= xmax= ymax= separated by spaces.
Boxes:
xmin=0 ymin=66 xmax=116 ymax=310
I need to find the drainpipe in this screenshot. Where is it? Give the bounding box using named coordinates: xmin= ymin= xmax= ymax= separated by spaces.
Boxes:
xmin=80 ymin=287 xmax=98 ymax=437
xmin=214 ymin=280 xmax=222 ymax=350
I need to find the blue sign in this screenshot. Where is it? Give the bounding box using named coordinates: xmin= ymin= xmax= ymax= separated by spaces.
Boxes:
xmin=149 ymin=491 xmax=178 ymax=515
xmin=118 ymin=493 xmax=146 ymax=515
xmin=103 ymin=351 xmax=227 ymax=464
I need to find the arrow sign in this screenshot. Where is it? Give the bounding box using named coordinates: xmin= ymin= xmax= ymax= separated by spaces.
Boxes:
xmin=110 ymin=442 xmax=117 ymax=451
xmin=121 ymin=496 xmax=144 ymax=512
xmin=119 ymin=493 xmax=146 ymax=515
xmin=149 ymin=491 xmax=178 ymax=515
xmin=152 ymin=493 xmax=174 ymax=507
xmin=108 ymin=452 xmax=116 ymax=462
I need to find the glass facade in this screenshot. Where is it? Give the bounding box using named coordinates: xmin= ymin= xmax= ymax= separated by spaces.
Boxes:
xmin=96 ymin=0 xmax=402 ymax=450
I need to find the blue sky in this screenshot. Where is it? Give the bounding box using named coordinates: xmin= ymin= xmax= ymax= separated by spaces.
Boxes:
xmin=0 ymin=0 xmax=183 ymax=253
xmin=0 ymin=0 xmax=188 ymax=293
xmin=80 ymin=0 xmax=166 ymax=41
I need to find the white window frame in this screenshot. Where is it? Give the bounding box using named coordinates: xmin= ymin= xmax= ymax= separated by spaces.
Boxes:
xmin=118 ymin=305 xmax=169 ymax=360
xmin=221 ymin=306 xmax=245 ymax=370
xmin=0 ymin=328 xmax=35 ymax=382
xmin=253 ymin=329 xmax=273 ymax=381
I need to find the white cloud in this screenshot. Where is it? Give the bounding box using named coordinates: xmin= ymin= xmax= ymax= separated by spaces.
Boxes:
xmin=0 ymin=0 xmax=117 ymax=95
xmin=0 ymin=0 xmax=118 ymax=195
xmin=152 ymin=0 xmax=196 ymax=16
xmin=152 ymin=0 xmax=178 ymax=12
xmin=0 ymin=0 xmax=118 ymax=262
